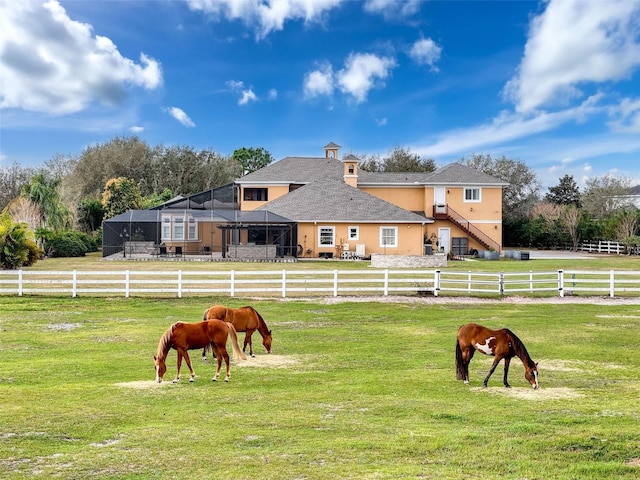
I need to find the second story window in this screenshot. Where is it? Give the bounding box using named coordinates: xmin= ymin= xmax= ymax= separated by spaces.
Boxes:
xmin=464 ymin=187 xmax=481 ymax=202
xmin=244 ymin=188 xmax=268 ymax=201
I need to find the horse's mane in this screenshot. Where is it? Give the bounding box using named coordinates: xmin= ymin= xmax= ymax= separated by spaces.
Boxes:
xmin=505 ymin=329 xmax=535 ymax=367
xmin=156 ymin=323 xmax=175 ymax=359
xmin=244 ymin=305 xmax=270 ymax=332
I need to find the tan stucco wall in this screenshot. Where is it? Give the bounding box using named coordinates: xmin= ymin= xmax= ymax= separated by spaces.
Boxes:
xmin=296 ymin=222 xmax=426 ymax=258
xmin=240 ymin=185 xmax=290 ymax=211
xmin=360 ymin=186 xmax=426 ymax=211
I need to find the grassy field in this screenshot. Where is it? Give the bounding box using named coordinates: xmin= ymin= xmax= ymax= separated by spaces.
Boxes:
xmin=1 ymin=294 xmax=639 ymax=479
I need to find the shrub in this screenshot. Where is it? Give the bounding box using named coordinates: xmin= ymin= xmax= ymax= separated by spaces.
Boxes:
xmin=45 ymin=231 xmax=90 ymax=258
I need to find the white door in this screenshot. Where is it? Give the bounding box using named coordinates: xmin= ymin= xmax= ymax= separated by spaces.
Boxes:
xmin=434 ymin=187 xmax=446 ymax=206
xmin=438 ymin=227 xmax=451 ymax=253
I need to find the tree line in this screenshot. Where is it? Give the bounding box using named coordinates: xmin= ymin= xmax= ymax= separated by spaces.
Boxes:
xmin=1 ymin=136 xmax=638 ymax=268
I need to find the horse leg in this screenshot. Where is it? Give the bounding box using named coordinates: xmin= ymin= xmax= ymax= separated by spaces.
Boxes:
xmin=173 ymin=350 xmax=183 ymax=383
xmin=502 ymin=357 xmax=512 ymax=388
xmin=244 ymin=331 xmax=255 ymax=357
xmin=212 ymin=346 xmax=223 ymax=381
xmin=182 ymin=350 xmax=196 ymax=382
xmin=221 ymin=348 xmax=231 ymax=382
xmin=483 ymin=356 xmax=502 ymax=388
xmin=463 ymin=347 xmax=475 ymax=384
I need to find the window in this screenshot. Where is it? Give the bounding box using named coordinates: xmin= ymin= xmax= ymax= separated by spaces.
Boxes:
xmin=188 ymin=217 xmax=197 ymax=240
xmin=348 ymin=165 xmax=354 ymax=174
xmin=162 ymin=217 xmax=171 ymax=241
xmin=380 ymin=227 xmax=398 ymax=247
xmin=319 ymin=227 xmax=335 ymax=246
xmin=244 ymin=188 xmax=268 ymax=201
xmin=348 ymin=226 xmax=359 ymax=241
xmin=173 ymin=217 xmax=184 ymax=240
xmin=464 ymin=187 xmax=481 ymax=202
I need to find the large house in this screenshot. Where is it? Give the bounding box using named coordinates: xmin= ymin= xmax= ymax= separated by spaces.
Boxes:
xmin=103 ymin=142 xmax=508 ymax=259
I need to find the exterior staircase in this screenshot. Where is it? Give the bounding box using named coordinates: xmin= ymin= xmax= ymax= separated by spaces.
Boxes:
xmin=433 ymin=205 xmax=501 ymax=252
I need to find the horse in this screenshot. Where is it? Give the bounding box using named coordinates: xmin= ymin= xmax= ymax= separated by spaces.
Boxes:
xmin=202 ymin=305 xmax=272 ymax=358
xmin=455 ymin=323 xmax=539 ymax=389
xmin=153 ymin=319 xmax=246 ymax=384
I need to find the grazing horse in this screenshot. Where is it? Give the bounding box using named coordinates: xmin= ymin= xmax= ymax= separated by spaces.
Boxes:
xmin=455 ymin=323 xmax=539 ymax=389
xmin=202 ymin=305 xmax=272 ymax=357
xmin=154 ymin=320 xmax=246 ymax=383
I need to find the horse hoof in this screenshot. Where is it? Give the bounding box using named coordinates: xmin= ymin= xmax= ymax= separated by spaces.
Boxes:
xmin=224 ymin=377 xmax=230 ymax=382
xmin=172 ymin=379 xmax=179 ymax=384
xmin=189 ymin=378 xmax=195 ymax=383
xmin=212 ymin=377 xmax=218 ymax=382
xmin=251 ymin=353 xmax=256 ymax=358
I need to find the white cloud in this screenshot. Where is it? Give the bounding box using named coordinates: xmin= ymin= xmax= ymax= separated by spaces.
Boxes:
xmin=607 ymin=97 xmax=640 ymax=133
xmin=303 ymin=63 xmax=334 ymax=98
xmin=129 ymin=126 xmax=144 ymax=133
xmin=238 ymin=89 xmax=258 ymax=105
xmin=364 ymin=0 xmax=421 ymax=18
xmin=166 ymin=107 xmax=195 ymax=127
xmin=226 ymin=79 xmax=258 ymax=105
xmin=409 ymin=38 xmax=441 ymax=71
xmin=337 ymin=53 xmax=396 ymax=103
xmin=0 ymin=0 xmax=162 ymax=115
xmin=504 ymin=0 xmax=640 ymax=113
xmin=267 ymin=88 xmax=278 ymax=100
xmin=186 ymin=0 xmax=343 ymax=39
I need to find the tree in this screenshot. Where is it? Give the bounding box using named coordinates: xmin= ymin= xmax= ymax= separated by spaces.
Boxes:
xmin=66 ymin=136 xmax=154 ymax=200
xmin=462 ymin=154 xmax=540 ymax=223
xmin=358 ymin=147 xmax=436 ymax=173
xmin=545 ymin=175 xmax=581 ymax=207
xmin=77 ymin=199 xmax=104 ymax=233
xmin=232 ymin=147 xmax=274 ymax=176
xmin=101 ymin=177 xmax=143 ymax=219
xmin=0 ymin=212 xmax=39 ymax=269
xmin=561 ymin=205 xmax=581 ymax=250
xmin=0 ymin=162 xmax=34 ymax=212
xmin=22 ymin=172 xmax=73 ymax=231
xmin=581 ymin=175 xmax=634 ymax=218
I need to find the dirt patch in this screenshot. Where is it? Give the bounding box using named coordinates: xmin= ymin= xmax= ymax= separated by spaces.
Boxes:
xmin=626 ymin=458 xmax=640 ymax=467
xmin=473 ymin=386 xmax=582 ymax=401
xmin=235 ymin=354 xmax=299 ymax=368
xmin=114 ymin=380 xmax=160 ymax=389
xmin=47 ymin=323 xmax=82 ymax=331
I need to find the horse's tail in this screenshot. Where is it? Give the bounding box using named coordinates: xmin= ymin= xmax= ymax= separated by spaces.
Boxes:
xmin=225 ymin=322 xmax=247 ymax=361
xmin=455 ymin=339 xmax=465 ymax=380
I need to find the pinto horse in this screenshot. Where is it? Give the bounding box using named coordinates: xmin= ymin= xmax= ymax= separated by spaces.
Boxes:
xmin=154 ymin=319 xmax=246 ymax=383
xmin=455 ymin=323 xmax=539 ymax=389
xmin=202 ymin=305 xmax=272 ymax=357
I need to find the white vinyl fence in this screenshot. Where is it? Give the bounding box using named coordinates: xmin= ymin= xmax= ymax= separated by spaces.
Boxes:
xmin=2 ymin=269 xmax=640 ymax=298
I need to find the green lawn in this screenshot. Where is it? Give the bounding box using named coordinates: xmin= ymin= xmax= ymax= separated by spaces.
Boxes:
xmin=1 ymin=296 xmax=638 ymax=479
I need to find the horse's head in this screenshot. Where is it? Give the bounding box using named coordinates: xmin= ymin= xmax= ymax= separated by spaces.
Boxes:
xmin=153 ymin=355 xmax=167 ymax=383
xmin=525 ymin=362 xmax=539 ymax=389
xmin=263 ymin=330 xmax=273 ymax=353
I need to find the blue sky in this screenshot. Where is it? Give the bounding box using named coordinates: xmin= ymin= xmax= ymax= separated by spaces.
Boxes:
xmin=1 ymin=0 xmax=640 ymax=190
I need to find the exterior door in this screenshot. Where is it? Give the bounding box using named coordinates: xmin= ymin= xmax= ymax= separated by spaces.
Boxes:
xmin=434 ymin=187 xmax=446 ymax=206
xmin=438 ymin=227 xmax=451 ymax=253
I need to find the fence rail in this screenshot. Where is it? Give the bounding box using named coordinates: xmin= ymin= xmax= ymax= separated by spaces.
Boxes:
xmin=2 ymin=269 xmax=640 ymax=298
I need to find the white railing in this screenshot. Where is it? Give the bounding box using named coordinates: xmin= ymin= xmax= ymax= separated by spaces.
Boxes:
xmin=2 ymin=269 xmax=640 ymax=298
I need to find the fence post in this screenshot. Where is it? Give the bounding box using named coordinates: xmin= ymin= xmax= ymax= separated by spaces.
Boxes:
xmin=125 ymin=271 xmax=130 ymax=298
xmin=384 ymin=269 xmax=389 ymax=296
xmin=333 ymin=270 xmax=338 ymax=297
xmin=178 ymin=270 xmax=182 ymax=299
xmin=282 ymin=270 xmax=286 ymax=298
xmin=434 ymin=270 xmax=440 ymax=297
xmin=230 ymin=270 xmax=235 ymax=297
xmin=499 ymin=272 xmax=504 ymax=296
xmin=558 ymin=270 xmax=564 ymax=297
xmin=18 ymin=270 xmax=23 ymax=297
xmin=72 ymin=270 xmax=77 ymax=298
xmin=610 ymin=270 xmax=615 ymax=298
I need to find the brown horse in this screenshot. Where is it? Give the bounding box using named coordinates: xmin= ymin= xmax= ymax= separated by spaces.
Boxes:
xmin=455 ymin=323 xmax=539 ymax=389
xmin=153 ymin=319 xmax=246 ymax=383
xmin=202 ymin=305 xmax=272 ymax=357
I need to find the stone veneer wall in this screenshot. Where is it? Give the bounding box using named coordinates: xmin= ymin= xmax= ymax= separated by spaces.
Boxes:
xmin=370 ymin=253 xmax=447 ymax=268
xmin=227 ymin=244 xmax=277 ymax=259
